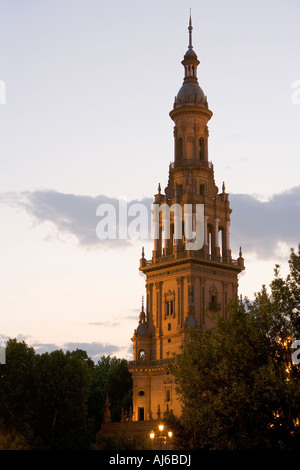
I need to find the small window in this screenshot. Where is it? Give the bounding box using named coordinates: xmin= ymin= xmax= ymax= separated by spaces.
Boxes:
xmin=168 ymin=323 xmax=171 ymax=331
xmin=166 ymin=390 xmax=171 ymax=402
xmin=168 ymin=338 xmax=171 ymax=343
xmin=139 ymin=390 xmax=145 ymax=397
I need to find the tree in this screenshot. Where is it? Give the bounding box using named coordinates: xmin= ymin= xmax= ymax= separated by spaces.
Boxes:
xmin=33 ymin=349 xmax=93 ymax=449
xmin=170 ymin=246 xmax=300 ymax=450
xmin=0 ymin=339 xmax=36 ymax=437
xmin=92 ymin=431 xmax=150 ymax=450
xmin=0 ymin=340 xmax=134 ymax=449
xmin=106 ymin=357 xmax=133 ymax=422
xmin=89 ymin=356 xmax=132 ymax=431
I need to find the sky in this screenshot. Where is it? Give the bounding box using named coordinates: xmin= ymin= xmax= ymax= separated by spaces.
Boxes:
xmin=0 ymin=0 xmax=299 ymax=361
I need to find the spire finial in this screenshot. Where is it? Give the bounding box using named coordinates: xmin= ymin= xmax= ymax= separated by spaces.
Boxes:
xmin=141 ymin=296 xmax=144 ymax=311
xmin=188 ymin=9 xmax=193 ymax=49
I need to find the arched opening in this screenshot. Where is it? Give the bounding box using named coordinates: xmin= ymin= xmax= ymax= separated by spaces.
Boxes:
xmin=139 ymin=350 xmax=146 ymax=361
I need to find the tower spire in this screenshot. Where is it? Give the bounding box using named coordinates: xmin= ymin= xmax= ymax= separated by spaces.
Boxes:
xmin=188 ymin=10 xmax=193 ymax=49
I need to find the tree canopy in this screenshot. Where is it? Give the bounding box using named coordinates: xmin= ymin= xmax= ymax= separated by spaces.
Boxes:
xmin=169 ymin=246 xmax=300 ymax=450
xmin=0 ymin=342 xmax=132 ymax=450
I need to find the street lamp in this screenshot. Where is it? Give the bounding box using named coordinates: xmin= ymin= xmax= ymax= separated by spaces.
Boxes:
xmin=149 ymin=423 xmax=173 ymax=450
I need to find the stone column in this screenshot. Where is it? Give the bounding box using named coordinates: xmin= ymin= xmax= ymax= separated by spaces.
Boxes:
xmin=224 ymin=220 xmax=231 ymax=263
xmin=214 ymin=218 xmax=220 ymax=258
xmin=203 ymin=215 xmax=209 ymax=257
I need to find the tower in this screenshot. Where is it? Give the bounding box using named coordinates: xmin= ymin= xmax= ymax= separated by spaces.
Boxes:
xmin=129 ymin=16 xmax=245 ymax=422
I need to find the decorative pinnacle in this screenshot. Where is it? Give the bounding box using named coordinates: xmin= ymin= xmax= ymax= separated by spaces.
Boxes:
xmin=141 ymin=296 xmax=144 ymax=311
xmin=188 ymin=9 xmax=193 ymax=49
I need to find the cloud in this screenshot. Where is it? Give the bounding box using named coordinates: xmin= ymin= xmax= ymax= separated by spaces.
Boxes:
xmin=2 ymin=186 xmax=299 ymax=260
xmin=62 ymin=341 xmax=122 ymax=360
xmin=31 ymin=343 xmax=63 ymax=354
xmin=2 ymin=190 xmax=153 ymax=249
xmin=230 ymin=186 xmax=300 ymax=260
xmin=0 ymin=333 xmax=125 ymax=361
xmin=89 ymin=321 xmax=120 ymax=327
xmin=23 ymin=339 xmax=122 ymax=361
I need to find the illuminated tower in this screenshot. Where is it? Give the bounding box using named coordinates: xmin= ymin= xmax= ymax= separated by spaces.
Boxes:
xmin=129 ymin=16 xmax=245 ymax=422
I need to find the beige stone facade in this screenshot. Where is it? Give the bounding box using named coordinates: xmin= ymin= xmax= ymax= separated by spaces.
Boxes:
xmin=129 ymin=17 xmax=245 ymax=423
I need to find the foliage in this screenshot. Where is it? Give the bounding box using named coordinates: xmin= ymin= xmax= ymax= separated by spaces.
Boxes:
xmin=0 ymin=429 xmax=29 ymax=450
xmin=87 ymin=355 xmax=133 ymax=437
xmin=0 ymin=340 xmax=37 ymax=433
xmin=32 ymin=349 xmax=93 ymax=449
xmin=92 ymin=431 xmax=150 ymax=450
xmin=170 ymin=246 xmax=300 ymax=450
xmin=0 ymin=341 xmax=133 ymax=450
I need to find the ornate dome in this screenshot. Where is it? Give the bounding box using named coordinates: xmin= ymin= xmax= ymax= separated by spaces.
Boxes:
xmin=174 ymin=81 xmax=207 ymax=108
xmin=136 ymin=323 xmax=148 ymax=336
xmin=135 ymin=297 xmax=149 ymax=336
xmin=184 ymin=48 xmax=198 ymax=59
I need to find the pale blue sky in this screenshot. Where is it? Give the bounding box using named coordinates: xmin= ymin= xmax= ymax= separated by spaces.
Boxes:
xmin=0 ymin=0 xmax=299 ymax=360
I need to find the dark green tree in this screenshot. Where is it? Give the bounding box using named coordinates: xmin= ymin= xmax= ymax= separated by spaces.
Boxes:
xmin=0 ymin=341 xmax=133 ymax=449
xmin=0 ymin=339 xmax=36 ymax=440
xmin=92 ymin=431 xmax=150 ymax=450
xmin=106 ymin=357 xmax=133 ymax=422
xmin=170 ymin=246 xmax=300 ymax=450
xmin=33 ymin=349 xmax=93 ymax=449
xmin=89 ymin=356 xmax=132 ymax=430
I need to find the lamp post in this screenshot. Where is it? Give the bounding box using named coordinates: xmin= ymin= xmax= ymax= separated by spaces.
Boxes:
xmin=149 ymin=423 xmax=173 ymax=450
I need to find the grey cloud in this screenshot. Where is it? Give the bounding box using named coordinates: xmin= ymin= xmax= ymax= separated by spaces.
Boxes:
xmin=34 ymin=341 xmax=122 ymax=361
xmin=0 ymin=334 xmax=124 ymax=361
xmin=14 ymin=190 xmax=153 ymax=249
xmin=3 ymin=186 xmax=299 ymax=260
xmin=230 ymin=186 xmax=300 ymax=259
xmin=62 ymin=341 xmax=122 ymax=360
xmin=32 ymin=343 xmax=63 ymax=354
xmin=89 ymin=321 xmax=120 ymax=327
